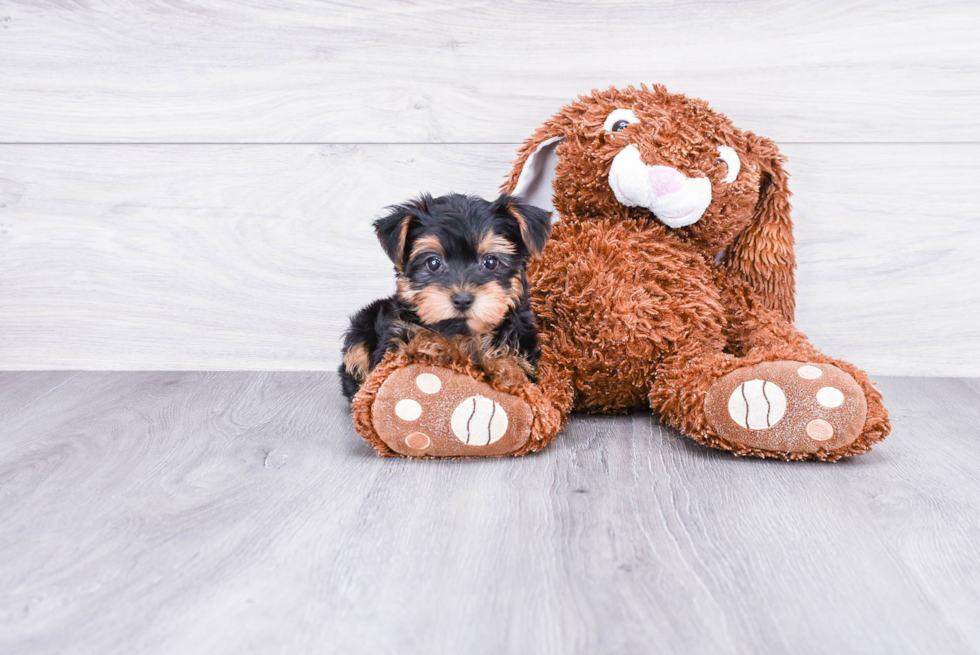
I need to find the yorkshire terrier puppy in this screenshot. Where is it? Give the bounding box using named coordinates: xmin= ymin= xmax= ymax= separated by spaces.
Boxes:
xmin=340 ymin=192 xmax=551 ymax=400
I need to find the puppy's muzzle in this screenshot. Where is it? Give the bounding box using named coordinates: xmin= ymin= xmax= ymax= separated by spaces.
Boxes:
xmin=608 ymin=145 xmax=712 ymax=228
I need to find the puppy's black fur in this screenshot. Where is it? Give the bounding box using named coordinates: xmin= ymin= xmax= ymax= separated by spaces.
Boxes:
xmin=339 ymin=193 xmax=551 ymax=400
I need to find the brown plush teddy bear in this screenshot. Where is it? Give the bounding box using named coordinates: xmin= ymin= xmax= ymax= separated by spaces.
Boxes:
xmin=351 ymin=84 xmax=890 ymax=461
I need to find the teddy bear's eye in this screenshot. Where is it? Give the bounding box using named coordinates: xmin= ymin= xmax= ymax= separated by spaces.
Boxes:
xmin=717 ymin=145 xmax=741 ymax=183
xmin=603 ymin=109 xmax=639 ymax=132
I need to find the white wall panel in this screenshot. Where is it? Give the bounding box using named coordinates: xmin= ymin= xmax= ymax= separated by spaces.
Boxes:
xmin=1 ymin=143 xmax=976 ymax=374
xmin=0 ymin=1 xmax=977 ymax=143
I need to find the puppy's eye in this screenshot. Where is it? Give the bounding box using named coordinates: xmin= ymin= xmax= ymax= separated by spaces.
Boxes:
xmin=482 ymin=255 xmax=499 ymax=271
xmin=717 ymin=145 xmax=741 ymax=183
xmin=425 ymin=256 xmax=443 ymax=272
xmin=603 ymin=108 xmax=640 ymax=133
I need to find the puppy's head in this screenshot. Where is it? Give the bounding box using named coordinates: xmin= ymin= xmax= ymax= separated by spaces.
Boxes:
xmin=502 ymin=84 xmax=796 ymax=321
xmin=373 ymin=193 xmax=551 ymax=334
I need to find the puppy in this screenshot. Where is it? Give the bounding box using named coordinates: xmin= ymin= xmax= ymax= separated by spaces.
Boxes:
xmin=340 ymin=192 xmax=551 ymax=399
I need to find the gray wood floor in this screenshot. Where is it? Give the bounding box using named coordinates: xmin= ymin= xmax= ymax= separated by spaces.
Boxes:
xmin=1 ymin=373 xmax=979 ymax=654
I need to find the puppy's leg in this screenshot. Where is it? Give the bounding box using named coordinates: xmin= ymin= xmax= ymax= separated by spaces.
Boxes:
xmin=339 ymin=342 xmax=371 ymax=400
xmin=339 ymin=297 xmax=397 ymax=400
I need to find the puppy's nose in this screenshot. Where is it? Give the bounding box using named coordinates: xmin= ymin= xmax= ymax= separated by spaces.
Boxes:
xmin=647 ymin=165 xmax=686 ymax=196
xmin=451 ymin=292 xmax=474 ymax=311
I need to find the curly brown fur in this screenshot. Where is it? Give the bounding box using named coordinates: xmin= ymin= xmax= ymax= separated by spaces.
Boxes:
xmin=340 ymin=192 xmax=551 ymax=400
xmin=503 ymin=84 xmax=796 ymax=321
xmin=499 ymin=84 xmax=889 ymax=460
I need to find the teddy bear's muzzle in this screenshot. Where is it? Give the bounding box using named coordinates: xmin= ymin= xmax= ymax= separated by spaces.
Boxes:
xmin=608 ymin=144 xmax=712 ymax=228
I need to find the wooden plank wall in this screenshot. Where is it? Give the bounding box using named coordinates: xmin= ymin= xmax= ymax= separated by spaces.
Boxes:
xmin=1 ymin=1 xmax=978 ymax=375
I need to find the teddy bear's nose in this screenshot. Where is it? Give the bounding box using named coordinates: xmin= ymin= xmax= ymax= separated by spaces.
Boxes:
xmin=647 ymin=165 xmax=686 ymax=196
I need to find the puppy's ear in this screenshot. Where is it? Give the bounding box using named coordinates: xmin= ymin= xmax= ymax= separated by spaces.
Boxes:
xmin=493 ymin=194 xmax=552 ymax=258
xmin=726 ymin=134 xmax=796 ymax=321
xmin=373 ymin=196 xmax=428 ymax=271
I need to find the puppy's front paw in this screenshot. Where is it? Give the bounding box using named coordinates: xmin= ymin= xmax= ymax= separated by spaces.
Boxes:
xmin=704 ymin=361 xmax=867 ymax=457
xmin=371 ymin=364 xmax=534 ymax=458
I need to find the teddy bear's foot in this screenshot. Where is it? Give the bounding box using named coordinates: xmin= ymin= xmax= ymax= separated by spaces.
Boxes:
xmin=704 ymin=361 xmax=868 ymax=457
xmin=370 ymin=363 xmax=535 ymax=458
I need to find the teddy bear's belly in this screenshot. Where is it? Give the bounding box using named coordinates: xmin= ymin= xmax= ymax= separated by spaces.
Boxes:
xmin=532 ymin=276 xmax=674 ymax=412
xmin=528 ymin=219 xmax=726 ymax=413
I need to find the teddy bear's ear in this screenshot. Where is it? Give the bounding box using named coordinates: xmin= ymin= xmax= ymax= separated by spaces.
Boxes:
xmin=500 ymin=125 xmax=565 ymax=213
xmin=725 ymin=134 xmax=796 ymax=322
xmin=373 ymin=196 xmax=428 ymax=272
xmin=492 ymin=194 xmax=552 ymax=257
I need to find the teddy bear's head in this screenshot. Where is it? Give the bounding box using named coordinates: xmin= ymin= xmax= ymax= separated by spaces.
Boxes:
xmin=502 ymin=84 xmax=796 ymax=321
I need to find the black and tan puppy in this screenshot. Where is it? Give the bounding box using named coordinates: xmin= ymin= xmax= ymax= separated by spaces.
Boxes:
xmin=340 ymin=193 xmax=551 ymax=399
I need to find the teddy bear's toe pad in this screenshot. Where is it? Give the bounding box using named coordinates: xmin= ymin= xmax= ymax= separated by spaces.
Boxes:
xmin=704 ymin=361 xmax=867 ymax=454
xmin=372 ymin=364 xmax=533 ymax=458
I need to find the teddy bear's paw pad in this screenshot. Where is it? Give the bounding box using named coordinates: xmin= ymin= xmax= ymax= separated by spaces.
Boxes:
xmin=372 ymin=364 xmax=533 ymax=458
xmin=704 ymin=361 xmax=867 ymax=455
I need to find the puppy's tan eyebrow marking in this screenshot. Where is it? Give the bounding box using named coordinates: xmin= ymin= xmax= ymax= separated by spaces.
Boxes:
xmin=477 ymin=232 xmax=517 ymax=257
xmin=410 ymin=235 xmax=445 ymax=260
